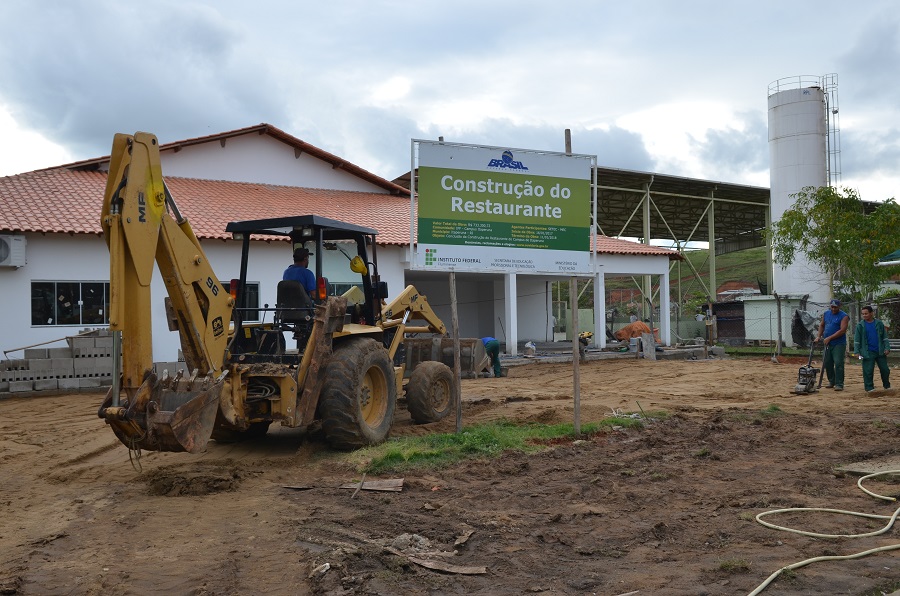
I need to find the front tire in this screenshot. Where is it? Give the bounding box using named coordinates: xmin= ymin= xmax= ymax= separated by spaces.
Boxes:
xmin=319 ymin=338 xmax=397 ymax=450
xmin=406 ymin=361 xmax=455 ymax=424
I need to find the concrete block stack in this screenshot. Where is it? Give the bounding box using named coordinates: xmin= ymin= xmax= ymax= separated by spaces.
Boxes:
xmin=1 ymin=330 xmax=199 ymax=396
xmin=0 ymin=332 xmax=115 ymax=394
xmin=153 ymin=361 xmax=189 ymax=377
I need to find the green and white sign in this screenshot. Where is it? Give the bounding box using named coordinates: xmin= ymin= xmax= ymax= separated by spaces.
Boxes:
xmin=413 ymin=141 xmax=595 ymax=275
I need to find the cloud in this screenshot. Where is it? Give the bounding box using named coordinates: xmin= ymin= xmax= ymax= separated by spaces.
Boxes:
xmin=0 ymin=1 xmax=289 ymax=159
xmin=0 ymin=104 xmax=73 ymax=175
xmin=0 ymin=0 xmax=898 ymax=205
xmin=689 ymin=111 xmax=769 ymax=184
xmin=838 ymin=11 xmax=900 ymax=107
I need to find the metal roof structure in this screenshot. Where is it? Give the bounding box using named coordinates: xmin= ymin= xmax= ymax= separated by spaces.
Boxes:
xmin=594 ymin=167 xmax=770 ymax=253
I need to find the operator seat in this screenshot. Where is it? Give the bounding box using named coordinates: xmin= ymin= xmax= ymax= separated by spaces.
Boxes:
xmin=275 ymin=280 xmax=314 ymax=350
xmin=276 ymin=280 xmax=313 ymax=322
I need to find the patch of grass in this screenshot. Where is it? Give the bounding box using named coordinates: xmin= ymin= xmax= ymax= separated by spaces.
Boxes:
xmin=777 ymin=568 xmax=797 ymax=583
xmin=747 ymin=404 xmax=785 ymax=425
xmin=725 ymin=411 xmax=752 ymax=422
xmin=717 ymin=558 xmax=751 ymax=574
xmin=351 ymin=416 xmax=661 ymax=475
xmin=693 ymin=447 xmax=711 ymax=458
xmin=726 ymin=346 xmax=808 ymax=357
xmin=737 ymin=511 xmax=756 ymax=522
xmin=760 ymin=404 xmax=783 ymax=417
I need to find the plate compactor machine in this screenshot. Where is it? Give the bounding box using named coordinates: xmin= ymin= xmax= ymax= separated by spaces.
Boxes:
xmin=791 ymin=342 xmax=824 ymax=395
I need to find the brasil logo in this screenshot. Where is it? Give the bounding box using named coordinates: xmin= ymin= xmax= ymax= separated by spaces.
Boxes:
xmin=487 ymin=150 xmax=528 ymax=171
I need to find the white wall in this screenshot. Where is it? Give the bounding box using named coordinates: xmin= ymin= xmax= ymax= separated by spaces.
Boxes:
xmin=150 ymin=134 xmax=388 ymax=193
xmin=0 ymin=233 xmax=111 ymax=356
xmin=374 ymin=245 xmax=412 ymax=300
xmin=516 ymin=277 xmax=555 ymax=341
xmin=601 ymin=253 xmax=671 ymax=276
xmin=404 ymin=276 xmax=494 ymax=339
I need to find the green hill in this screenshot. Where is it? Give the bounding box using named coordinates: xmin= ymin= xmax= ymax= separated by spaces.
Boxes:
xmin=600 ymin=245 xmax=769 ymax=308
xmin=677 ymin=245 xmax=769 ymax=292
xmin=556 ymin=246 xmax=770 ymax=310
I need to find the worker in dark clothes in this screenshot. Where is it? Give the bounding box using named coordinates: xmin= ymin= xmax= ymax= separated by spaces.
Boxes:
xmin=482 ymin=336 xmax=502 ymax=378
xmin=816 ymin=298 xmax=849 ymax=391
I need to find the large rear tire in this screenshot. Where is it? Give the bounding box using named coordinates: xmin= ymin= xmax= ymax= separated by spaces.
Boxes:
xmin=406 ymin=361 xmax=455 ymax=424
xmin=319 ymin=338 xmax=397 ymax=450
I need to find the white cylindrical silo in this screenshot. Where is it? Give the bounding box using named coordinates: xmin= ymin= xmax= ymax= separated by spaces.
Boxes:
xmin=768 ymin=76 xmax=830 ymax=305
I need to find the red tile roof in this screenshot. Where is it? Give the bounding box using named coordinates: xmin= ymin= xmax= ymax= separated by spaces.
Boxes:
xmin=0 ymin=168 xmax=107 ymax=235
xmin=594 ymin=235 xmax=682 ymax=260
xmin=0 ymin=168 xmax=413 ymax=243
xmin=0 ymin=167 xmax=680 ymax=259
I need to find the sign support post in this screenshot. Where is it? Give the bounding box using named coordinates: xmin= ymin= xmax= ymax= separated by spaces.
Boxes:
xmin=450 ymin=271 xmax=462 ymax=433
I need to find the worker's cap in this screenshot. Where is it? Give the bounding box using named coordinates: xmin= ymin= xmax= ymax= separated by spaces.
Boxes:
xmin=830 ymin=299 xmax=841 ymax=307
xmin=293 ymin=247 xmax=311 ymax=261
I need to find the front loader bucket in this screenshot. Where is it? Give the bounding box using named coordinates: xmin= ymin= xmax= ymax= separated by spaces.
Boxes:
xmin=99 ymin=371 xmax=221 ymax=453
xmin=403 ymin=337 xmax=489 ymax=379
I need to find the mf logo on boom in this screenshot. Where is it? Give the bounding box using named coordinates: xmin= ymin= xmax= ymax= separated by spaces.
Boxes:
xmin=137 ymin=191 xmax=147 ymax=223
xmin=487 ymin=150 xmax=528 ymax=171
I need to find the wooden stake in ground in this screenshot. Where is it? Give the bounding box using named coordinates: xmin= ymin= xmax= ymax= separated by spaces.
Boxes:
xmin=571 ymin=276 xmax=581 ymax=435
xmin=449 ymin=271 xmax=462 ymax=434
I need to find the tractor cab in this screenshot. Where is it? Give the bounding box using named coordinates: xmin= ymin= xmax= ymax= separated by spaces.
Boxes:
xmin=224 ymin=215 xmax=388 ymax=363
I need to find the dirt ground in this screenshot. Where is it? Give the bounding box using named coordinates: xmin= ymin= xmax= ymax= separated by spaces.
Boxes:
xmin=3 ymin=355 xmax=900 ymax=595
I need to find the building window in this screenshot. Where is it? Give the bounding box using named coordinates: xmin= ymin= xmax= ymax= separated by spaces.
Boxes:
xmin=31 ymin=281 xmax=110 ymax=326
xmin=330 ymin=282 xmax=364 ymax=297
xmin=223 ymin=281 xmax=260 ymax=322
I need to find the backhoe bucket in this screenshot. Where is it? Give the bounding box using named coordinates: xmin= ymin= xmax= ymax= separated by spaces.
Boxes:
xmin=99 ymin=372 xmax=221 ymax=453
xmin=403 ymin=337 xmax=489 ymax=379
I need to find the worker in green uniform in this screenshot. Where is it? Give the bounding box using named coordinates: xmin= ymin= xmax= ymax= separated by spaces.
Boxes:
xmin=853 ymin=305 xmax=891 ymax=393
xmin=482 ymin=336 xmax=502 ymax=378
xmin=816 ymin=299 xmax=849 ymax=391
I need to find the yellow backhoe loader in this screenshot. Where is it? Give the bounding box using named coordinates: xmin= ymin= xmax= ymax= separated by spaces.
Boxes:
xmin=97 ymin=131 xmax=486 ymax=453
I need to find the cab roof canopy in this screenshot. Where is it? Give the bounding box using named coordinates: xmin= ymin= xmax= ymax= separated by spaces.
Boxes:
xmin=225 ymin=215 xmax=379 ymax=239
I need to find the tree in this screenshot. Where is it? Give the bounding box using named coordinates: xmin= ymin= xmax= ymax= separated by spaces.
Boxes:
xmin=768 ymin=186 xmax=900 ymax=302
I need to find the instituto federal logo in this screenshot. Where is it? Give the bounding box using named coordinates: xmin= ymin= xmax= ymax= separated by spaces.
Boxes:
xmin=425 ymin=248 xmax=437 ymax=266
xmin=487 ymin=150 xmax=529 ymax=171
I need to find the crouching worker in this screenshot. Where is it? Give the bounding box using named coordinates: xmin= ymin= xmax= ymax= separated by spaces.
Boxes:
xmin=482 ymin=336 xmax=502 ymax=378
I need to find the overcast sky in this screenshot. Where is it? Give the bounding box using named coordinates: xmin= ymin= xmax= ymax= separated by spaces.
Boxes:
xmin=0 ymin=1 xmax=897 ymax=202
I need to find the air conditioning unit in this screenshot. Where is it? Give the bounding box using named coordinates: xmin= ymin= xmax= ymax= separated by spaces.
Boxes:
xmin=0 ymin=234 xmax=26 ymax=267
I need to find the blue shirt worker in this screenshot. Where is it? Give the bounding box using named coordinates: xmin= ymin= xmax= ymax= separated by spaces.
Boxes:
xmin=283 ymin=248 xmax=316 ymax=294
xmin=816 ymin=299 xmax=849 ymax=390
xmin=482 ymin=336 xmax=502 ymax=378
xmin=853 ymin=305 xmax=891 ymax=393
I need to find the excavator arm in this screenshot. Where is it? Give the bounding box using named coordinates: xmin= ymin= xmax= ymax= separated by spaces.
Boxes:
xmin=98 ymin=132 xmax=234 ymax=453
xmin=380 ymin=285 xmax=446 ymax=360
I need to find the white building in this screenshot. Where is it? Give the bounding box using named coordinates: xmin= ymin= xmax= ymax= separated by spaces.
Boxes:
xmin=0 ymin=124 xmax=678 ymax=362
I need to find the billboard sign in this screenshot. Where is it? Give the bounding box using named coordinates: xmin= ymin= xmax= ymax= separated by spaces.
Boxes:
xmin=413 ymin=141 xmax=595 ymax=275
